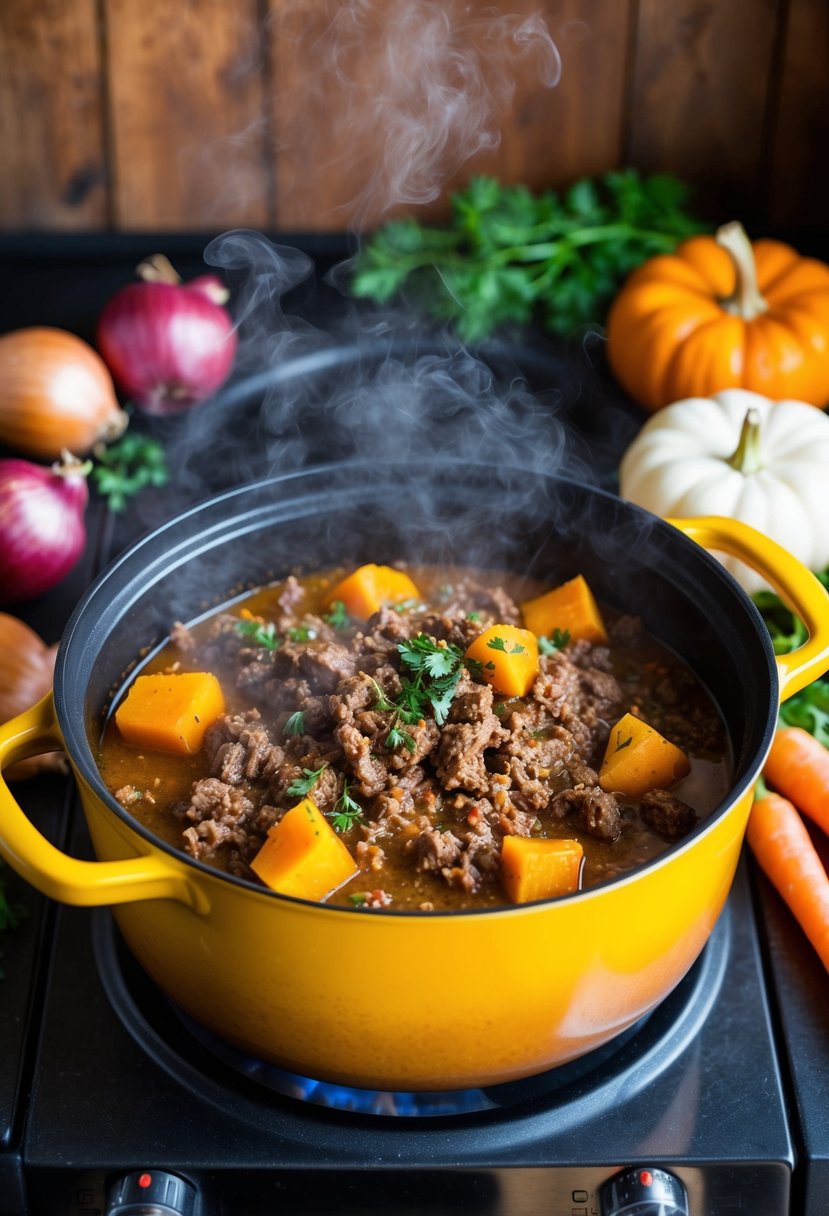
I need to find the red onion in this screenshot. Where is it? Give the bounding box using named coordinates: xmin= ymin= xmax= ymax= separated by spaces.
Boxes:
xmin=96 ymin=254 xmax=237 ymax=416
xmin=0 ymin=453 xmax=89 ymax=603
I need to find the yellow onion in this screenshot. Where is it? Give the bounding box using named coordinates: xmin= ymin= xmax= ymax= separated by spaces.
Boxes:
xmin=0 ymin=327 xmax=128 ymax=460
xmin=0 ymin=613 xmax=64 ymax=781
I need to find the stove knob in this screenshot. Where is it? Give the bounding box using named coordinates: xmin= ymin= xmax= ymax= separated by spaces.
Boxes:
xmin=105 ymin=1170 xmax=198 ymax=1215
xmin=600 ymin=1166 xmax=687 ymax=1216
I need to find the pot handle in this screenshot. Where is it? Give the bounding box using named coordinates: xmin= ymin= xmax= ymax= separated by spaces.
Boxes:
xmin=0 ymin=693 xmax=206 ymax=911
xmin=669 ymin=515 xmax=829 ymax=702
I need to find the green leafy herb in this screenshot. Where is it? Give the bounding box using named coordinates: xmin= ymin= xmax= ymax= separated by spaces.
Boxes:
xmin=487 ymin=636 xmax=526 ymax=655
xmin=615 ymin=732 xmax=633 ymax=752
xmin=288 ymin=625 xmax=316 ymax=642
xmin=234 ymin=618 xmax=280 ymax=652
xmin=538 ymin=629 xmax=571 ymax=655
xmin=370 ymin=678 xmax=397 ymax=713
xmin=391 ymin=598 xmax=420 ymax=614
xmin=466 ymin=611 xmax=481 ymax=621
xmin=328 ymin=782 xmax=364 ymax=832
xmin=396 ymin=634 xmax=467 ymax=726
xmin=92 ymin=432 xmax=169 ymax=513
xmin=351 ymin=170 xmax=706 ymax=341
xmin=283 ymin=711 xmax=306 ymax=737
xmin=753 ymin=574 xmax=829 ymax=746
xmin=286 ymin=764 xmax=327 ymax=798
xmin=349 ymin=892 xmax=369 ymax=906
xmin=324 ymin=600 xmax=350 ymax=630
xmin=386 ymin=722 xmax=417 ymax=753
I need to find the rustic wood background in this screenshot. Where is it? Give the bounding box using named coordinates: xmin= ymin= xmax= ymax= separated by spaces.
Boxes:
xmin=0 ymin=0 xmax=826 ymax=235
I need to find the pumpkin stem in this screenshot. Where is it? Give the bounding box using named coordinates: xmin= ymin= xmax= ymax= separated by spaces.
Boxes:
xmin=728 ymin=408 xmax=764 ymax=474
xmin=136 ymin=253 xmax=181 ymax=286
xmin=717 ymin=222 xmax=769 ymax=320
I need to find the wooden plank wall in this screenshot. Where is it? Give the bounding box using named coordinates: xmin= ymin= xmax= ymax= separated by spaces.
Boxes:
xmin=0 ymin=0 xmax=826 ymax=234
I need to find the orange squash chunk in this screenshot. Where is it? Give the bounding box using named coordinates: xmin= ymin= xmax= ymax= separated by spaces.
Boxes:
xmin=521 ymin=574 xmax=608 ymax=644
xmin=250 ymin=798 xmax=358 ymax=901
xmin=115 ymin=671 xmax=225 ymax=755
xmin=500 ymin=836 xmax=584 ymax=903
xmin=325 ymin=563 xmax=420 ymax=621
xmin=465 ymin=623 xmax=539 ymax=697
xmin=599 ymin=712 xmax=691 ymax=799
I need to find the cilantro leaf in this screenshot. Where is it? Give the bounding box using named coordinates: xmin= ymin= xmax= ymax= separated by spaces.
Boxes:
xmin=234 ymin=618 xmax=280 ymax=652
xmin=538 ymin=629 xmax=571 ymax=655
xmin=91 ymin=433 xmax=169 ymax=513
xmin=328 ymin=782 xmax=363 ymax=832
xmin=286 ymin=765 xmax=327 ymax=798
xmin=324 ymin=600 xmax=350 ymax=630
xmin=283 ymin=711 xmax=306 ymax=737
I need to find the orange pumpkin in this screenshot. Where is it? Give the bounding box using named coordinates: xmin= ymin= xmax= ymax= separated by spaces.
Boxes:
xmin=606 ymin=222 xmax=829 ymax=412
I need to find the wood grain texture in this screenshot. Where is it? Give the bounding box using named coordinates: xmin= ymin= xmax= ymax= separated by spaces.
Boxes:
xmin=104 ymin=0 xmax=270 ymax=230
xmin=626 ymin=0 xmax=782 ymax=224
xmin=769 ymin=0 xmax=829 ymax=230
xmin=0 ymin=0 xmax=106 ymax=229
xmin=268 ymin=0 xmax=632 ymax=232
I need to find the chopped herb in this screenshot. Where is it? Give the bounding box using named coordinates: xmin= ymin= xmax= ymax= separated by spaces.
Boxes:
xmin=464 ymin=656 xmax=485 ymax=678
xmin=466 ymin=611 xmax=481 ymax=621
xmin=324 ymin=600 xmax=350 ymax=630
xmin=286 ymin=764 xmax=327 ymax=798
xmin=538 ymin=629 xmax=571 ymax=655
xmin=391 ymin=598 xmax=419 ymax=613
xmin=493 ymin=701 xmax=507 ymax=716
xmin=370 ymin=678 xmax=397 ymax=713
xmin=399 ymin=635 xmax=459 ymax=678
xmin=349 ymin=892 xmax=369 ymax=906
xmin=91 ymin=432 xmax=170 ymax=513
xmin=234 ymin=618 xmax=280 ymax=652
xmin=328 ymin=782 xmax=364 ymax=832
xmin=386 ymin=722 xmax=417 ymax=753
xmin=287 ymin=625 xmax=316 ymax=642
xmin=486 ymin=636 xmax=526 ymax=655
xmin=615 ymin=732 xmax=633 ymax=752
xmin=396 ymin=634 xmax=467 ymax=726
xmin=283 ymin=711 xmax=306 ymax=737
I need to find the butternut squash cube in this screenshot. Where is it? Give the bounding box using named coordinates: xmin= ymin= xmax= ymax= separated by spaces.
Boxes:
xmin=325 ymin=563 xmax=420 ymax=621
xmin=114 ymin=671 xmax=225 ymax=755
xmin=599 ymin=712 xmax=691 ymax=799
xmin=500 ymin=835 xmax=584 ymax=903
xmin=521 ymin=574 xmax=608 ymax=644
xmin=250 ymin=798 xmax=358 ymax=901
xmin=464 ymin=624 xmax=539 ymax=697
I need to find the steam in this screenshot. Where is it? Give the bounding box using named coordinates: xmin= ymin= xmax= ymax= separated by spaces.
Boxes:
xmin=274 ymin=0 xmax=561 ymax=226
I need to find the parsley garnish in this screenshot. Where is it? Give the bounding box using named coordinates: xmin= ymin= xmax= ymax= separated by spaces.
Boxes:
xmin=370 ymin=678 xmax=397 ymax=713
xmin=538 ymin=629 xmax=571 ymax=655
xmin=396 ymin=634 xmax=467 ymax=726
xmin=288 ymin=625 xmax=316 ymax=642
xmin=386 ymin=722 xmax=417 ymax=753
xmin=287 ymin=764 xmax=327 ymax=798
xmin=487 ymin=636 xmax=526 ymax=655
xmin=349 ymin=892 xmax=369 ymax=906
xmin=234 ymin=618 xmax=280 ymax=652
xmin=328 ymin=782 xmax=363 ymax=832
xmin=324 ymin=600 xmax=350 ymax=630
xmin=91 ymin=432 xmax=169 ymax=513
xmin=466 ymin=611 xmax=481 ymax=621
xmin=351 ymin=171 xmax=705 ymax=341
xmin=283 ymin=711 xmax=306 ymax=737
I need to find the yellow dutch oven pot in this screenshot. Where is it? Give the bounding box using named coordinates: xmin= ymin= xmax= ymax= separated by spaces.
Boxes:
xmin=1 ymin=464 xmax=828 ymax=1092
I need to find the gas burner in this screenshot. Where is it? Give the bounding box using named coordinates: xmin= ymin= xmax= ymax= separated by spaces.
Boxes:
xmin=94 ymin=905 xmax=727 ymax=1119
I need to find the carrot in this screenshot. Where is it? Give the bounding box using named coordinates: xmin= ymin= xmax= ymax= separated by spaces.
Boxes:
xmin=520 ymin=574 xmax=608 ymax=644
xmin=324 ymin=564 xmax=420 ymax=621
xmin=598 ymin=711 xmax=690 ymax=799
xmin=250 ymin=798 xmax=358 ymax=901
xmin=764 ymin=726 xmax=829 ymax=837
xmin=747 ymin=790 xmax=829 ymax=972
xmin=500 ymin=835 xmax=583 ymax=903
xmin=464 ymin=623 xmax=539 ymax=697
xmin=114 ymin=671 xmax=225 ymax=755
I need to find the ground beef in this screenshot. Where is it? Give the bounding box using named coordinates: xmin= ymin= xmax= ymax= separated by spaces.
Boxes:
xmin=549 ymin=785 xmax=622 ymax=840
xmin=640 ymin=789 xmax=697 ymax=839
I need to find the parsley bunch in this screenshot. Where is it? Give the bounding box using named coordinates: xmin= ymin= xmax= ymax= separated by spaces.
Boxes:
xmin=753 ymin=573 xmax=829 ymax=748
xmin=92 ymin=432 xmax=169 ymax=513
xmin=351 ymin=170 xmax=706 ymax=342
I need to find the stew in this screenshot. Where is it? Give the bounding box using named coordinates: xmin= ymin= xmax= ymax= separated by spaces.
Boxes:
xmin=97 ymin=564 xmax=731 ymax=911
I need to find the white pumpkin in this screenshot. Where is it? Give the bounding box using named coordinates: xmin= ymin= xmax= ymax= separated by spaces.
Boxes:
xmin=618 ymin=388 xmax=829 ymax=593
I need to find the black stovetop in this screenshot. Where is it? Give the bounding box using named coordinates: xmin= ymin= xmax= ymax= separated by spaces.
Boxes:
xmin=1 ymin=236 xmax=828 ymax=1216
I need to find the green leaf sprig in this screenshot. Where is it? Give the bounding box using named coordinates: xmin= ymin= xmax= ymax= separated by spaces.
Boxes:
xmin=92 ymin=432 xmax=169 ymax=513
xmin=286 ymin=764 xmax=327 ymax=798
xmin=753 ymin=573 xmax=829 ymax=747
xmin=234 ymin=618 xmax=280 ymax=652
xmin=327 ymin=781 xmax=364 ymax=833
xmin=351 ymin=170 xmax=706 ymax=341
